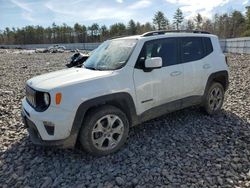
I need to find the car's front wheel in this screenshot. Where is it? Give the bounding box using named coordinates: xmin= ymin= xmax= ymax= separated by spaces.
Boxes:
xmin=203 ymin=82 xmax=225 ymax=115
xmin=79 ymin=105 xmax=129 ymax=156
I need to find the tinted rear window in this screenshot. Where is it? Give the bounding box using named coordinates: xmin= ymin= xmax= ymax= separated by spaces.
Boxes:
xmin=180 ymin=37 xmax=205 ymax=63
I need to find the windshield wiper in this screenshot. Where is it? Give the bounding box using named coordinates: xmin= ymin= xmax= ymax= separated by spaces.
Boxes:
xmin=84 ymin=65 xmax=98 ymax=70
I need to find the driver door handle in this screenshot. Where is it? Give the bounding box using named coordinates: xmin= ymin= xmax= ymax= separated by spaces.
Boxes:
xmin=170 ymin=71 xmax=182 ymax=77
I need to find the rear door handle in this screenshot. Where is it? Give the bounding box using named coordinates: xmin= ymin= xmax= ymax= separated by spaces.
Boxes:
xmin=203 ymin=64 xmax=211 ymax=69
xmin=170 ymin=71 xmax=182 ymax=77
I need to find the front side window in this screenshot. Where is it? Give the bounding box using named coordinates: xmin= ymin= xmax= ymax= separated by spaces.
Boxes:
xmin=84 ymin=39 xmax=137 ymax=70
xmin=180 ymin=37 xmax=205 ymax=63
xmin=136 ymin=38 xmax=178 ymax=68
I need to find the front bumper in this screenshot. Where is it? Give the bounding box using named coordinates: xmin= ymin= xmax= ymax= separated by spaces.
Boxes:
xmin=21 ymin=98 xmax=77 ymax=148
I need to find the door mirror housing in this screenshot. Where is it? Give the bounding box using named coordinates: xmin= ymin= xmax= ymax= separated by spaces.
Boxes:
xmin=144 ymin=57 xmax=162 ymax=70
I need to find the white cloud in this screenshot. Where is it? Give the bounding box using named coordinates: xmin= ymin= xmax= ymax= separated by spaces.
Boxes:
xmin=165 ymin=0 xmax=230 ymax=18
xmin=45 ymin=0 xmax=134 ymax=22
xmin=116 ymin=0 xmax=123 ymax=3
xmin=10 ymin=0 xmax=39 ymax=23
xmin=243 ymin=0 xmax=249 ymax=5
xmin=10 ymin=0 xmax=33 ymax=12
xmin=21 ymin=12 xmax=35 ymax=22
xmin=128 ymin=0 xmax=152 ymax=9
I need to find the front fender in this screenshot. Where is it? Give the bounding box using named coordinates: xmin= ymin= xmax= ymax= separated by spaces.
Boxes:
xmin=69 ymin=92 xmax=138 ymax=147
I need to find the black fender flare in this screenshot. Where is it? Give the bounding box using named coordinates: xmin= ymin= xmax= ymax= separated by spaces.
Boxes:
xmin=202 ymin=70 xmax=229 ymax=102
xmin=68 ymin=92 xmax=138 ymax=146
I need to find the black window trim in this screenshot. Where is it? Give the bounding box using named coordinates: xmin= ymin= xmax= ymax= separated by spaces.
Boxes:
xmin=135 ymin=37 xmax=180 ymax=69
xmin=135 ymin=36 xmax=214 ymax=69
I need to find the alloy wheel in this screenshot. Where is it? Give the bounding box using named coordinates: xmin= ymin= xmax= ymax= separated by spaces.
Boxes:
xmin=208 ymin=87 xmax=223 ymax=111
xmin=91 ymin=114 xmax=124 ymax=151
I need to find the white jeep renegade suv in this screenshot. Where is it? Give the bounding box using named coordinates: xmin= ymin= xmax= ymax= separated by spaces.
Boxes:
xmin=22 ymin=30 xmax=229 ymax=156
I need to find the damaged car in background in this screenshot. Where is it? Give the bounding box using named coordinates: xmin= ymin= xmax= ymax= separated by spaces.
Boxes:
xmin=48 ymin=44 xmax=66 ymax=53
xmin=66 ymin=50 xmax=90 ymax=68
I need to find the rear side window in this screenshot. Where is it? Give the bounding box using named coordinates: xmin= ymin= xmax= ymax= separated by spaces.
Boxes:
xmin=136 ymin=38 xmax=178 ymax=68
xmin=203 ymin=37 xmax=213 ymax=55
xmin=180 ymin=37 xmax=205 ymax=63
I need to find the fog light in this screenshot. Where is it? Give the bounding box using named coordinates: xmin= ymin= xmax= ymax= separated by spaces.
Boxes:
xmin=43 ymin=121 xmax=55 ymax=135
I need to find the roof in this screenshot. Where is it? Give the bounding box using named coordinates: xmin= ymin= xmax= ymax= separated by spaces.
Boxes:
xmin=112 ymin=30 xmax=216 ymax=41
xmin=142 ymin=30 xmax=210 ymax=36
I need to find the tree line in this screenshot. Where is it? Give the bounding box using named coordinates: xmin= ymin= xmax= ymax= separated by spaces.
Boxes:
xmin=1 ymin=7 xmax=250 ymax=45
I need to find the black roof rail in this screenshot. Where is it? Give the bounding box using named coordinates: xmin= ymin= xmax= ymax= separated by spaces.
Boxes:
xmin=142 ymin=30 xmax=211 ymax=37
xmin=108 ymin=35 xmax=133 ymax=40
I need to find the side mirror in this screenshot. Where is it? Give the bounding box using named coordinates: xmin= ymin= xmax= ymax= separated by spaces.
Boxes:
xmin=144 ymin=57 xmax=162 ymax=70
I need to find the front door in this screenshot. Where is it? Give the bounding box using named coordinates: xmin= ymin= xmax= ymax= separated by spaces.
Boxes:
xmin=133 ymin=38 xmax=184 ymax=115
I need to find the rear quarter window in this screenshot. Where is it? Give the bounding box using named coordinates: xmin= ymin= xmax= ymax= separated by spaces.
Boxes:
xmin=203 ymin=37 xmax=213 ymax=55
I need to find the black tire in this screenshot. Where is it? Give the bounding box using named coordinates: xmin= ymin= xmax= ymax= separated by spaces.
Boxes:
xmin=203 ymin=82 xmax=225 ymax=115
xmin=79 ymin=105 xmax=129 ymax=156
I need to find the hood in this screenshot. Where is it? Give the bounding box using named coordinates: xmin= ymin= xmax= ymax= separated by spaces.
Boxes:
xmin=27 ymin=68 xmax=113 ymax=90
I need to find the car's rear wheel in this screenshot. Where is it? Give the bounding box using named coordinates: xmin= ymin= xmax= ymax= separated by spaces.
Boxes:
xmin=204 ymin=82 xmax=225 ymax=115
xmin=79 ymin=105 xmax=129 ymax=156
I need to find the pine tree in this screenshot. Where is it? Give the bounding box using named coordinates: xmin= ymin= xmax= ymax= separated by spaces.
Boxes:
xmin=230 ymin=11 xmax=245 ymax=37
xmin=243 ymin=6 xmax=250 ymax=36
xmin=127 ymin=19 xmax=137 ymax=35
xmin=186 ymin=20 xmax=195 ymax=30
xmin=153 ymin=11 xmax=169 ymax=30
xmin=173 ymin=8 xmax=184 ymax=30
xmin=194 ymin=13 xmax=203 ymax=30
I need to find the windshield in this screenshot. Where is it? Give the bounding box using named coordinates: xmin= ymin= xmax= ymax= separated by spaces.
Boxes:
xmin=83 ymin=39 xmax=137 ymax=70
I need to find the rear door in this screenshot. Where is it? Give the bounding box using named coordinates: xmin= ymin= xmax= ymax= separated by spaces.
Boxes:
xmin=179 ymin=37 xmax=208 ymax=97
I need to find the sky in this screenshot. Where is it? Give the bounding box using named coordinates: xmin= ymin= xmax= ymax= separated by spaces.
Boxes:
xmin=0 ymin=0 xmax=249 ymax=30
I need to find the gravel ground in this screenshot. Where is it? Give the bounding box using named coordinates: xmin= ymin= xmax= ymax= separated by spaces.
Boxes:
xmin=0 ymin=50 xmax=250 ymax=188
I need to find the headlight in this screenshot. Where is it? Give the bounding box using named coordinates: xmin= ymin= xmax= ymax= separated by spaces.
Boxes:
xmin=26 ymin=85 xmax=50 ymax=112
xmin=44 ymin=93 xmax=50 ymax=106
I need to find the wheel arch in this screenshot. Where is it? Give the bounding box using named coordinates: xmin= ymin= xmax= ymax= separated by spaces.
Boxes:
xmin=202 ymin=70 xmax=229 ymax=102
xmin=205 ymin=70 xmax=229 ymax=91
xmin=69 ymin=92 xmax=138 ymax=147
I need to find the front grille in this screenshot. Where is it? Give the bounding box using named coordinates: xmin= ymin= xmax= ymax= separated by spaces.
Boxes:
xmin=26 ymin=85 xmax=36 ymax=108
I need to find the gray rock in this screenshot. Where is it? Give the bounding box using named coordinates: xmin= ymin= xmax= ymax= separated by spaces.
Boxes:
xmin=206 ymin=177 xmax=213 ymax=185
xmin=226 ymin=178 xmax=234 ymax=184
xmin=115 ymin=177 xmax=125 ymax=186
xmin=215 ymin=164 xmax=222 ymax=169
xmin=161 ymin=169 xmax=169 ymax=177
xmin=41 ymin=177 xmax=53 ymax=188
xmin=97 ymin=183 xmax=103 ymax=188
xmin=217 ymin=177 xmax=223 ymax=185
xmin=1 ymin=53 xmax=250 ymax=188
xmin=231 ymin=163 xmax=238 ymax=171
xmin=132 ymin=178 xmax=139 ymax=185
